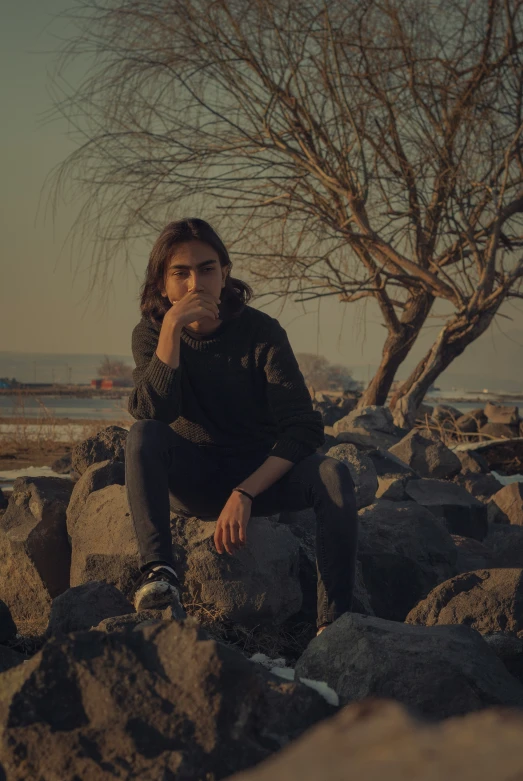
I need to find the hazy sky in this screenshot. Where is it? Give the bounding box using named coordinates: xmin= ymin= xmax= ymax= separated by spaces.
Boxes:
xmin=2 ymin=0 xmax=523 ymax=386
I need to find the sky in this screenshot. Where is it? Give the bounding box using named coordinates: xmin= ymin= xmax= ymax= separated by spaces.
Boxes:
xmin=1 ymin=0 xmax=523 ymax=389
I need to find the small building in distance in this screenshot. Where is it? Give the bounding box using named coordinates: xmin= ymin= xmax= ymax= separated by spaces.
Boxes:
xmin=91 ymin=379 xmax=114 ymax=390
xmin=91 ymin=378 xmax=133 ymax=389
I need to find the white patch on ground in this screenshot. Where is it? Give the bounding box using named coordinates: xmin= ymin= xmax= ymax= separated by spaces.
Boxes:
xmin=250 ymin=652 xmax=339 ymax=707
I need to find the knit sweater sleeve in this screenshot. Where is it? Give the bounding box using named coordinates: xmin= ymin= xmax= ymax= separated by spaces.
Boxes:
xmin=127 ymin=318 xmax=182 ymax=423
xmin=264 ymin=321 xmax=325 ymax=463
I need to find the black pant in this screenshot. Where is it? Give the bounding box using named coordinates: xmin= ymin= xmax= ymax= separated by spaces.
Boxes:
xmin=124 ymin=419 xmax=359 ymax=628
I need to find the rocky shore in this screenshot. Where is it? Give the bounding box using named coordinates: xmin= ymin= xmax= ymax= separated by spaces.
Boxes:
xmin=2 ymin=404 xmax=523 ymax=778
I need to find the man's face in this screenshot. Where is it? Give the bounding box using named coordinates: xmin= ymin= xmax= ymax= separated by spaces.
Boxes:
xmin=160 ymin=240 xmax=228 ymax=321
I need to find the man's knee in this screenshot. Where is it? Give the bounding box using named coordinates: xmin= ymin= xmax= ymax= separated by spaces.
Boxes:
xmin=126 ymin=418 xmax=171 ymax=453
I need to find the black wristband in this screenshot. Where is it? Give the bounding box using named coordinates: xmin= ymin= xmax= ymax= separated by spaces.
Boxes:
xmin=233 ymin=487 xmax=254 ymax=502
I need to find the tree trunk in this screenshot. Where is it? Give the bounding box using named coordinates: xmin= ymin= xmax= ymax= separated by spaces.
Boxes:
xmin=391 ymin=307 xmax=499 ymax=428
xmin=358 ymin=293 xmax=434 ymax=408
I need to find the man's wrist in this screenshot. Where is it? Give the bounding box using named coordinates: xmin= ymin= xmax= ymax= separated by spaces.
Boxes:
xmin=232 ymin=487 xmax=254 ymax=502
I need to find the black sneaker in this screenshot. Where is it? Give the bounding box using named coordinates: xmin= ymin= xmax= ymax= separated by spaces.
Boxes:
xmin=131 ymin=564 xmax=186 ymax=617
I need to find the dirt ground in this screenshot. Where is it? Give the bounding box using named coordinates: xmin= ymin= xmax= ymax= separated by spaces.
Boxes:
xmin=0 ymin=442 xmax=72 ymax=472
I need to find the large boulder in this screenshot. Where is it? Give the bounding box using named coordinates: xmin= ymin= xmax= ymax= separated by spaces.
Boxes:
xmin=459 ymin=438 xmax=523 ymax=475
xmin=70 ymin=484 xmax=303 ymax=626
xmin=485 ymin=402 xmax=519 ymax=426
xmin=170 ymin=513 xmax=303 ymax=626
xmin=357 ymin=500 xmax=458 ymax=621
xmin=404 ymin=478 xmax=488 ymax=541
xmin=226 ymin=699 xmax=523 ymax=781
xmin=325 ymin=443 xmax=377 ymax=509
xmin=389 ymin=430 xmax=462 ymax=479
xmin=484 ymin=524 xmax=523 ymax=567
xmin=432 ymin=404 xmax=462 ymax=426
xmin=46 ymin=581 xmax=135 ymax=638
xmin=454 ymin=448 xmax=489 ymax=474
xmin=452 ymin=471 xmax=503 ymax=503
xmin=294 ymin=613 xmax=523 ymax=719
xmin=451 ymin=535 xmax=496 ymax=574
xmin=0 ymin=619 xmax=334 ymax=780
xmin=483 ymin=632 xmax=523 ymax=685
xmin=0 ymin=600 xmax=17 ymax=645
xmin=405 ymin=569 xmax=523 ymax=637
xmin=367 ymin=448 xmax=419 ymax=501
xmin=68 ymin=484 xmax=140 ymax=597
xmin=66 ymin=459 xmax=125 ymax=530
xmin=488 ymin=483 xmax=523 ymax=526
xmin=0 ymin=477 xmax=74 ymax=634
xmin=71 ymin=425 xmax=128 ymax=476
xmin=479 ymin=422 xmax=519 ymax=439
xmin=333 ymin=405 xmax=403 ymax=449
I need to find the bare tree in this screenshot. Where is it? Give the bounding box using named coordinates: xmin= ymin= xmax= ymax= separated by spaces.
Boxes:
xmin=296 ymin=352 xmax=356 ymax=396
xmin=49 ymin=0 xmax=523 ymax=412
xmin=97 ymin=356 xmax=133 ymax=384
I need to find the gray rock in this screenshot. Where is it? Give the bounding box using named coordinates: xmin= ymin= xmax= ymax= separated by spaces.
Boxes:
xmin=404 ymin=478 xmax=488 ymax=541
xmin=171 ymin=513 xmax=303 ymax=626
xmin=454 ymin=449 xmax=489 ymax=474
xmin=367 ymin=448 xmax=419 ymax=479
xmin=485 ymin=402 xmax=519 ymax=426
xmin=488 ymin=483 xmax=523 ymax=526
xmin=69 ymin=484 xmax=140 ymax=598
xmin=376 ymin=475 xmax=409 ymax=500
xmin=334 ymin=427 xmax=402 ymax=450
xmin=46 ymin=581 xmax=135 ymax=637
xmin=50 ymin=452 xmax=73 ymax=474
xmin=336 ymin=405 xmax=398 ymax=435
xmin=432 ymin=404 xmax=463 ymax=425
xmin=405 ymin=569 xmax=523 ymax=637
xmin=295 ymin=613 xmax=523 ymax=719
xmin=479 ymin=422 xmax=519 ymax=439
xmin=66 ymin=459 xmax=126 ymax=531
xmin=483 ymin=632 xmax=523 ymax=684
xmin=0 ymin=620 xmax=335 ymax=780
xmin=70 ymin=484 xmax=303 ymax=627
xmin=484 ymin=524 xmax=523 ymax=567
xmin=95 ymin=609 xmax=171 ymax=633
xmin=0 ymin=477 xmax=73 ymax=634
xmin=389 ymin=430 xmax=462 ymax=479
xmin=0 ymin=645 xmax=26 ymax=674
xmin=333 ymin=406 xmax=403 ymax=450
xmin=357 ymin=500 xmax=458 ymax=621
xmin=227 ymin=698 xmax=523 ymax=781
xmin=325 ymin=443 xmax=378 ymax=509
xmin=451 ymin=535 xmax=496 ymax=574
xmin=71 ymin=425 xmax=128 ymax=476
xmin=453 ymin=471 xmax=503 ymax=503
xmin=0 ymin=600 xmax=17 ymax=645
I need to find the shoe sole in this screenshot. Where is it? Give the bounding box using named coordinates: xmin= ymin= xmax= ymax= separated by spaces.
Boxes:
xmin=134 ymin=582 xmax=185 ymax=613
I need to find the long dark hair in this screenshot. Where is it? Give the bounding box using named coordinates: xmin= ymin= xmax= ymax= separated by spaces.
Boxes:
xmin=140 ymin=218 xmax=253 ymax=324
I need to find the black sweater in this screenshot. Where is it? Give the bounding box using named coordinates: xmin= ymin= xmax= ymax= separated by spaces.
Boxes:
xmin=127 ymin=304 xmax=325 ymax=463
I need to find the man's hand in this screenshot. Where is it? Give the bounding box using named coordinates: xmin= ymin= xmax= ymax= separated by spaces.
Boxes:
xmin=214 ymin=491 xmax=252 ymax=555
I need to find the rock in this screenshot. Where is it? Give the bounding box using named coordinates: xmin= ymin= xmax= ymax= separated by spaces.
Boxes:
xmin=405 ymin=569 xmax=523 ymax=637
xmin=376 ymin=476 xmax=409 ymax=500
xmin=488 ymin=483 xmax=523 ymax=525
xmin=70 ymin=484 xmax=303 ymax=626
xmin=333 ymin=405 xmax=403 ymax=450
xmin=0 ymin=646 xmax=26 ymax=674
xmin=71 ymin=425 xmax=128 ymax=476
xmin=226 ymin=698 xmax=523 ymax=781
xmin=485 ymin=402 xmax=519 ymax=426
xmin=453 ymin=471 xmax=503 ymax=503
xmin=357 ymin=501 xmax=458 ymax=621
xmin=451 ymin=535 xmax=496 ymax=574
xmin=68 ymin=484 xmax=140 ymax=597
xmin=51 ymin=452 xmax=73 ymax=474
xmin=389 ymin=430 xmax=462 ymax=480
xmin=455 ymin=449 xmax=489 ymax=474
xmin=432 ymin=404 xmax=462 ymax=426
xmin=66 ymin=458 xmax=126 ymax=530
xmin=0 ymin=600 xmax=17 ymax=645
xmin=404 ymin=478 xmax=488 ymax=541
xmin=484 ymin=524 xmax=523 ymax=567
xmin=0 ymin=620 xmax=334 ymax=780
xmin=0 ymin=477 xmax=74 ymax=634
xmin=334 ymin=428 xmax=402 ymax=450
xmin=95 ymin=608 xmax=171 ymax=633
xmin=483 ymin=632 xmax=523 ymax=685
xmin=0 ymin=488 xmax=7 ymax=511
xmin=455 ymin=413 xmax=480 ymax=434
xmin=459 ymin=438 xmax=523 ymax=475
xmin=480 ymin=422 xmax=519 ymax=439
xmin=325 ymin=443 xmax=377 ymax=509
xmin=171 ymin=513 xmax=303 ymax=626
xmin=46 ymin=581 xmax=135 ymax=637
xmin=294 ymin=612 xmax=523 ymax=719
